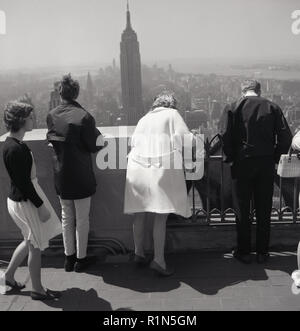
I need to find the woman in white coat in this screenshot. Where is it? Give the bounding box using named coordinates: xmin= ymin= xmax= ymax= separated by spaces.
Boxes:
xmin=124 ymin=92 xmax=193 ymax=276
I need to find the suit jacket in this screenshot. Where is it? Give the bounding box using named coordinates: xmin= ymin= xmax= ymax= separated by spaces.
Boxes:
xmin=220 ymin=96 xmax=292 ymax=164
xmin=47 ymin=100 xmax=102 ymax=200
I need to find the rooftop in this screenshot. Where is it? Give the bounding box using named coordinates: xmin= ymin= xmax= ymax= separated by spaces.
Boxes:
xmin=0 ymin=251 xmax=299 ymax=311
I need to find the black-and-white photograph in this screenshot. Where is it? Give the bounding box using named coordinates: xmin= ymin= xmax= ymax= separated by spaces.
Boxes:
xmin=0 ymin=0 xmax=300 ymax=314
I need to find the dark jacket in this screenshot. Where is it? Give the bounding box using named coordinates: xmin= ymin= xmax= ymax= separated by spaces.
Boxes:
xmin=220 ymin=96 xmax=292 ymax=163
xmin=47 ymin=100 xmax=102 ymax=200
xmin=3 ymin=137 xmax=43 ymax=208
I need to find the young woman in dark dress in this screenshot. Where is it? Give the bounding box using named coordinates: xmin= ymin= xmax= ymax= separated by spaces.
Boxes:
xmin=1 ymin=101 xmax=61 ymax=301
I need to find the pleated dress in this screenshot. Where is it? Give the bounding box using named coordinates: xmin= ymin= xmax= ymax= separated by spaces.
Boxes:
xmin=7 ymin=153 xmax=62 ymax=251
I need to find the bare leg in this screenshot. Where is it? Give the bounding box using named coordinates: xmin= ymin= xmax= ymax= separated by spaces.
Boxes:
xmin=5 ymin=240 xmax=29 ymax=283
xmin=133 ymin=213 xmax=146 ymax=257
xmin=28 ymin=243 xmax=45 ymax=294
xmin=298 ymin=241 xmax=300 ymax=270
xmin=153 ymin=213 xmax=168 ymax=269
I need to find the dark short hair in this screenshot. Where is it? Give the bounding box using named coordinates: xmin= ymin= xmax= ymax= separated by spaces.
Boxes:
xmin=4 ymin=101 xmax=33 ymax=132
xmin=241 ymin=79 xmax=261 ymax=94
xmin=59 ymin=74 xmax=80 ymax=101
xmin=152 ymin=92 xmax=177 ymax=110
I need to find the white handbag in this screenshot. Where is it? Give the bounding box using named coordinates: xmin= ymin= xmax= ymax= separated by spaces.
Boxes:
xmin=277 ymin=148 xmax=300 ymax=178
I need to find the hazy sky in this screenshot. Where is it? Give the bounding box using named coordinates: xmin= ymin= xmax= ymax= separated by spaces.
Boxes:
xmin=0 ymin=0 xmax=300 ymax=70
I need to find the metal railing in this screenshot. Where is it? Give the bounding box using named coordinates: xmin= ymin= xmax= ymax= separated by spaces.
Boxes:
xmin=188 ymin=134 xmax=300 ymax=226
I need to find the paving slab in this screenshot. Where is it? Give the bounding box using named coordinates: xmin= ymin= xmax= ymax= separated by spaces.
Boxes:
xmin=0 ymin=252 xmax=300 ymax=311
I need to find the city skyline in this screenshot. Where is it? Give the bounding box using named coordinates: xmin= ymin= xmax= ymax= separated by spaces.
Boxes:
xmin=0 ymin=0 xmax=300 ymax=71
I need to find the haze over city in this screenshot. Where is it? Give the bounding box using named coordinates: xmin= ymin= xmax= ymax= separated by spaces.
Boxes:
xmin=0 ymin=0 xmax=300 ymax=137
xmin=0 ymin=0 xmax=300 ymax=71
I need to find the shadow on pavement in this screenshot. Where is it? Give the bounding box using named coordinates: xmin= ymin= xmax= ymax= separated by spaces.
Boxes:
xmin=4 ymin=288 xmax=113 ymax=311
xmin=23 ymin=251 xmax=297 ymax=298
xmin=45 ymin=288 xmax=112 ymax=311
xmin=83 ymin=252 xmax=296 ymax=296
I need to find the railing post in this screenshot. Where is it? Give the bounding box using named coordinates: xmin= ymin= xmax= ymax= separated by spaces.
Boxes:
xmin=220 ymin=149 xmax=225 ymax=222
xmin=250 ymin=199 xmax=254 ymax=222
xmin=279 ymin=176 xmax=283 ymax=222
xmin=293 ymin=178 xmax=298 ymax=224
xmin=192 ymin=180 xmax=196 ymax=223
xmin=206 ymin=156 xmax=211 ymax=225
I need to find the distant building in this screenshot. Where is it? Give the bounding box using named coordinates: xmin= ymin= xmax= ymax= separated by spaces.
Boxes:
xmin=85 ymin=72 xmax=95 ymax=110
xmin=192 ymin=97 xmax=208 ymax=110
xmin=210 ymin=100 xmax=222 ymax=121
xmin=271 ymin=94 xmax=283 ymax=107
xmin=120 ymin=0 xmax=143 ymax=125
xmin=185 ymin=110 xmax=208 ymax=130
xmin=49 ymin=82 xmax=60 ymax=111
xmin=167 ymin=64 xmax=176 ymax=82
xmin=99 ymin=110 xmax=115 ymax=127
xmin=113 ymin=58 xmax=117 ymax=71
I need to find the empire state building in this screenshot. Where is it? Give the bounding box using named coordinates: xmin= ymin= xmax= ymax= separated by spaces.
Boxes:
xmin=120 ymin=1 xmax=143 ymax=125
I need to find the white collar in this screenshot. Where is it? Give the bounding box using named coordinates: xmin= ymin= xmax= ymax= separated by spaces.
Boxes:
xmin=244 ymin=91 xmax=258 ymax=97
xmin=149 ymin=107 xmax=172 ymax=113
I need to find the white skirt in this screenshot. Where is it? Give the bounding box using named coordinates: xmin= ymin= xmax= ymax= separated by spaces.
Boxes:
xmin=7 ymin=178 xmax=62 ymax=251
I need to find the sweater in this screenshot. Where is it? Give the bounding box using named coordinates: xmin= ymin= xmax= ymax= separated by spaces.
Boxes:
xmin=47 ymin=100 xmax=102 ymax=199
xmin=3 ymin=137 xmax=43 ymax=208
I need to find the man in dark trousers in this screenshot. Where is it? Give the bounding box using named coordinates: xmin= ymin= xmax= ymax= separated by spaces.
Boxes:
xmin=220 ymin=80 xmax=292 ymax=264
xmin=47 ymin=74 xmax=103 ymax=272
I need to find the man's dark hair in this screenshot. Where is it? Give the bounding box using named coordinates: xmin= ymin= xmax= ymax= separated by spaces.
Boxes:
xmin=241 ymin=79 xmax=261 ymax=94
xmin=4 ymin=101 xmax=33 ymax=132
xmin=59 ymin=74 xmax=80 ymax=101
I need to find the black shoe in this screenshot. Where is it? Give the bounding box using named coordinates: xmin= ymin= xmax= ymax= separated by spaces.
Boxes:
xmin=64 ymin=254 xmax=76 ymax=272
xmin=256 ymin=253 xmax=270 ymax=264
xmin=232 ymin=250 xmax=252 ymax=264
xmin=133 ymin=254 xmax=151 ymax=268
xmin=5 ymin=280 xmax=26 ymax=291
xmin=31 ymin=289 xmax=61 ymax=301
xmin=74 ymin=256 xmax=97 ymax=273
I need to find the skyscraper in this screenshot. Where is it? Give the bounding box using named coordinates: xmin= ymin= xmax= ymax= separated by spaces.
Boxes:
xmin=85 ymin=72 xmax=95 ymax=110
xmin=120 ymin=1 xmax=143 ymax=125
xmin=49 ymin=82 xmax=61 ymax=111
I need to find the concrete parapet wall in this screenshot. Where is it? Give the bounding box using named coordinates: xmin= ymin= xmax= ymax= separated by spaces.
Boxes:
xmin=0 ymin=129 xmax=299 ymax=255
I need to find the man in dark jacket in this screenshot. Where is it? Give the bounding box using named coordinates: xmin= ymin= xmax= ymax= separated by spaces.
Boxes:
xmin=220 ymin=79 xmax=292 ymax=264
xmin=47 ymin=74 xmax=103 ymax=272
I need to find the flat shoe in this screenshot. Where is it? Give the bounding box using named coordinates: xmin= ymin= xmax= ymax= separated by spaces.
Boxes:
xmin=232 ymin=249 xmax=252 ymax=265
xmin=150 ymin=261 xmax=174 ymax=277
xmin=5 ymin=280 xmax=26 ymax=291
xmin=74 ymin=256 xmax=98 ymax=273
xmin=31 ymin=289 xmax=61 ymax=301
xmin=133 ymin=255 xmax=151 ymax=267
